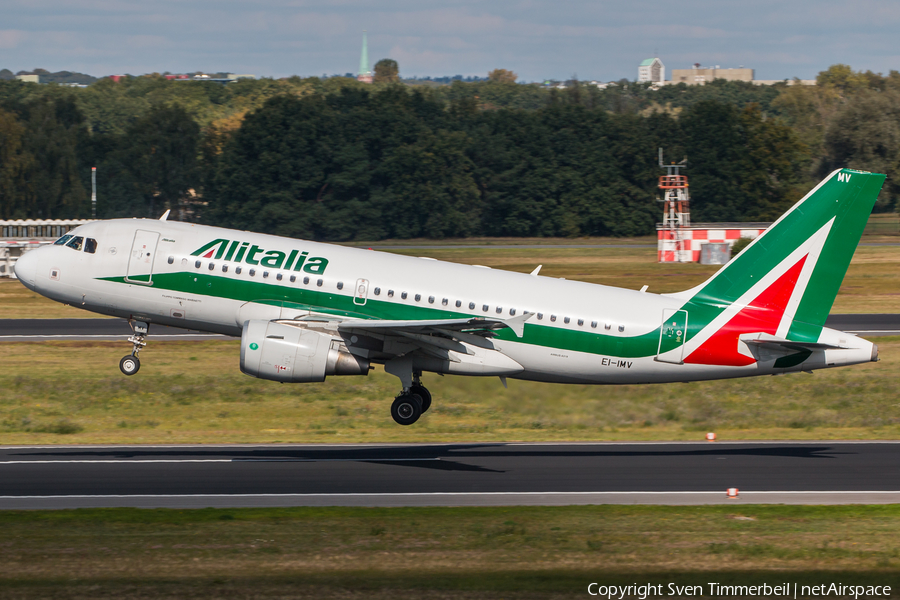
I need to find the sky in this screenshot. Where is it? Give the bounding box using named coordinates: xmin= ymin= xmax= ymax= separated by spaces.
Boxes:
xmin=1 ymin=0 xmax=898 ymax=82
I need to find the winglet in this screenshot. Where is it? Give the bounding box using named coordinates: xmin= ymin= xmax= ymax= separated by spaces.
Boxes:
xmin=159 ymin=209 xmax=170 ymax=221
xmin=530 ymin=265 xmax=542 ymax=276
xmin=502 ymin=311 xmax=534 ymax=338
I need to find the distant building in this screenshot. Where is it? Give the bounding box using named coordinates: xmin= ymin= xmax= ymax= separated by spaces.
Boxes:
xmin=752 ymin=79 xmax=816 ymax=86
xmin=357 ymin=31 xmax=373 ymax=83
xmin=670 ymin=64 xmax=754 ymax=85
xmin=638 ymin=58 xmax=665 ymax=83
xmin=15 ymin=74 xmax=39 ymax=83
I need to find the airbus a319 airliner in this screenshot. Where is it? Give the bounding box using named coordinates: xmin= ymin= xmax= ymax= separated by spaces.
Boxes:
xmin=15 ymin=169 xmax=884 ymax=425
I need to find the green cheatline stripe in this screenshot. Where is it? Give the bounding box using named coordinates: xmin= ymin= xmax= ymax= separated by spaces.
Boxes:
xmin=98 ymin=272 xmax=667 ymax=359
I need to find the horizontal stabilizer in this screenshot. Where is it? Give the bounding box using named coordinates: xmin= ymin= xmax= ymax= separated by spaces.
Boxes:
xmin=740 ymin=332 xmax=844 ymax=353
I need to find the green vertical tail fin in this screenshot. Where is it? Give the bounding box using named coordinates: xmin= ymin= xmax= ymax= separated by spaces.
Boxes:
xmin=678 ymin=169 xmax=885 ymax=343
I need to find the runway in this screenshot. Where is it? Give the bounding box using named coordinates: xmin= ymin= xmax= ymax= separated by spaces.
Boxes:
xmin=1 ymin=442 xmax=900 ymax=509
xmin=1 ymin=314 xmax=899 ymax=341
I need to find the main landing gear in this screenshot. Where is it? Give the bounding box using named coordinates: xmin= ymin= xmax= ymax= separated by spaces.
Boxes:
xmin=119 ymin=321 xmax=148 ymax=376
xmin=389 ymin=371 xmax=432 ymax=426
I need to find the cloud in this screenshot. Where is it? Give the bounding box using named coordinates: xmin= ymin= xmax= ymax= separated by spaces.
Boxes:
xmin=0 ymin=0 xmax=898 ymax=80
xmin=0 ymin=30 xmax=27 ymax=49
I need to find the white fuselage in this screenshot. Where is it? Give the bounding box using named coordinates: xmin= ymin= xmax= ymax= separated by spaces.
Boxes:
xmin=16 ymin=219 xmax=875 ymax=385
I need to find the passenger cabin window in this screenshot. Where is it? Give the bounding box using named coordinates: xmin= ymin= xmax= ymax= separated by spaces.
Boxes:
xmin=236 ymin=267 xmax=242 ymax=274
xmin=469 ymin=302 xmax=475 ymax=310
xmin=167 ymin=256 xmax=174 ymax=265
xmin=84 ymin=238 xmax=98 ymax=254
xmin=455 ymin=300 xmax=461 ymax=308
xmin=249 ymin=269 xmax=256 ymax=276
xmin=618 ymin=325 xmax=625 ymax=332
xmin=209 ymin=263 xmax=215 ymax=270
xmin=550 ymin=315 xmax=557 ymax=322
xmin=387 ymin=290 xmax=394 ymax=297
xmin=577 ymin=319 xmax=584 ymax=326
xmin=337 ymin=281 xmax=343 ymax=290
xmin=222 ymin=265 xmax=228 ymax=273
xmin=482 ymin=304 xmax=489 ymax=312
xmin=195 ymin=260 xmax=202 ymax=268
xmin=496 ymin=307 xmax=502 ymax=314
xmin=428 ymin=296 xmax=434 ymax=304
xmin=415 ymin=294 xmax=421 ymax=302
xmin=303 ymin=276 xmax=309 ymax=284
xmin=289 ymin=275 xmax=295 ymax=283
xmin=66 ymin=236 xmax=84 ymax=251
xmin=591 ymin=321 xmax=597 ymax=328
xmin=263 ymin=271 xmax=269 ymax=278
xmin=374 ymin=287 xmax=381 ymax=295
xmin=54 ymin=235 xmax=73 ymax=246
xmin=317 ymin=279 xmax=323 ymax=287
xmin=276 ymin=273 xmax=283 ymax=281
xmin=564 ymin=317 xmax=570 ymax=324
xmin=401 ymin=292 xmax=408 ymax=300
xmin=537 ymin=313 xmax=543 ymax=320
xmin=509 ymin=308 xmax=516 ymax=316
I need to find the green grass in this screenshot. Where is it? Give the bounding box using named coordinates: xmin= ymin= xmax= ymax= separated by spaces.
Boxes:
xmin=2 ymin=505 xmax=900 ymax=598
xmin=0 ymin=338 xmax=897 ymax=444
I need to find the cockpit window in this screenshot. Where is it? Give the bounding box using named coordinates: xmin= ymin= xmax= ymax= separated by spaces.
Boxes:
xmin=84 ymin=238 xmax=98 ymax=254
xmin=65 ymin=236 xmax=84 ymax=251
xmin=54 ymin=235 xmax=73 ymax=246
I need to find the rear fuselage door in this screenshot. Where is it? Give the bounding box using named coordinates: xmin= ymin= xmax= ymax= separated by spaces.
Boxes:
xmin=354 ymin=278 xmax=369 ymax=305
xmin=656 ymin=309 xmax=688 ymax=364
xmin=126 ymin=229 xmax=160 ymax=285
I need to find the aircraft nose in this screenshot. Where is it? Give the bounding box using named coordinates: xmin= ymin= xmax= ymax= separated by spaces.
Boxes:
xmin=14 ymin=248 xmax=40 ymax=291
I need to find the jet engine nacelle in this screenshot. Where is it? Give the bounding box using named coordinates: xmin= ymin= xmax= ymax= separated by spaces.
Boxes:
xmin=240 ymin=320 xmax=369 ymax=383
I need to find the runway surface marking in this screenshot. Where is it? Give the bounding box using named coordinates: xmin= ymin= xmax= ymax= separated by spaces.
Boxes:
xmin=5 ymin=491 xmax=900 ymax=498
xmin=0 ymin=458 xmax=442 ymax=464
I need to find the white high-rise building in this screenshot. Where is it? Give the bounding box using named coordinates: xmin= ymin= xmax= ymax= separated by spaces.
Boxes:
xmin=638 ymin=58 xmax=665 ymax=83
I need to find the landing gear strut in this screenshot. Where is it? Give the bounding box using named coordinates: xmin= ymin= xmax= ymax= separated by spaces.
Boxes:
xmin=385 ymin=359 xmax=434 ymax=425
xmin=119 ymin=321 xmax=148 ymax=376
xmin=389 ymin=370 xmax=432 ymax=425
xmin=410 ymin=371 xmax=432 ymax=413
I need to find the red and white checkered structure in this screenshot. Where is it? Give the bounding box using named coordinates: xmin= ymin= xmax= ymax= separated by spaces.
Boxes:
xmin=657 ymin=224 xmax=770 ymax=262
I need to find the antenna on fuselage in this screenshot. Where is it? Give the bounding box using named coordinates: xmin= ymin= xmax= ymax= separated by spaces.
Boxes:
xmin=159 ymin=209 xmax=171 ymax=221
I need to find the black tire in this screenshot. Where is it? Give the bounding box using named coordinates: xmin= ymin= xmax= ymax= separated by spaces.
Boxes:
xmin=409 ymin=385 xmax=432 ymax=413
xmin=391 ymin=393 xmax=423 ymax=426
xmin=119 ymin=355 xmax=140 ymax=376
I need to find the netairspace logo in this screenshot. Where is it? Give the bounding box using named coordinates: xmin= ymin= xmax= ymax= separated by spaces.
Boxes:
xmin=586 ymin=582 xmax=892 ymax=599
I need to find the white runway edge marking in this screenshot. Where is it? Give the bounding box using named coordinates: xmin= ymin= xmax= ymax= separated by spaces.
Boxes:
xmin=3 ymin=491 xmax=900 ymax=499
xmin=0 ymin=458 xmax=442 ymax=464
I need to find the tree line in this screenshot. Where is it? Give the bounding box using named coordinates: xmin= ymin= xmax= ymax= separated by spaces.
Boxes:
xmin=0 ymin=64 xmax=896 ymax=239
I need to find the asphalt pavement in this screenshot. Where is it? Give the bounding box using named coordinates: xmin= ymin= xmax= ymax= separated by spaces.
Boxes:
xmin=1 ymin=442 xmax=899 ymax=509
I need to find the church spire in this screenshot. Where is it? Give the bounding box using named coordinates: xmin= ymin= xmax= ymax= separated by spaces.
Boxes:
xmin=357 ymin=31 xmax=372 ymax=83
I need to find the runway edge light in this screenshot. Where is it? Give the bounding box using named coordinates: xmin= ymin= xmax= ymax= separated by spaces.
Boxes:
xmin=706 ymin=432 xmax=716 ymax=441
xmin=727 ymin=488 xmax=739 ymax=499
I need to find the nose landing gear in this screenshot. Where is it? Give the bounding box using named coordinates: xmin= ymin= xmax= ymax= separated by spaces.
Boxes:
xmin=119 ymin=321 xmax=148 ymax=376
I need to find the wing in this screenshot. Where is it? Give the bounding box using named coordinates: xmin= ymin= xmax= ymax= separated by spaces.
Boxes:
xmin=333 ymin=312 xmax=534 ymax=366
xmin=337 ymin=311 xmax=534 ymax=338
